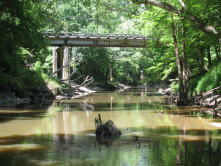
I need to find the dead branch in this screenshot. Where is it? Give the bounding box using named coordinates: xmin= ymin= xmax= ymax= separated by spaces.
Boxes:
xmin=72 ymin=75 xmax=94 ymax=89
xmin=202 ymin=86 xmax=221 ymax=97
xmin=168 ymin=79 xmax=179 ymax=82
xmin=72 ymin=75 xmax=82 ymax=82
xmin=82 ymin=78 xmax=94 ymax=87
xmin=60 ymin=68 xmax=77 ymax=81
xmin=152 ymin=108 xmax=163 ymax=114
xmin=51 ymin=60 xmax=75 ymax=77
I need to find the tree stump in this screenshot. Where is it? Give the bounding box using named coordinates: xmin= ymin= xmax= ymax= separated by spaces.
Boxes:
xmin=95 ymin=114 xmax=121 ymax=138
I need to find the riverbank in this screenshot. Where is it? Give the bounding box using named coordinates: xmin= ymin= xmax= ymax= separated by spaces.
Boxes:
xmin=0 ymin=82 xmax=102 ymax=106
xmin=158 ymin=87 xmax=221 ymax=115
xmin=0 ymin=81 xmax=134 ymax=106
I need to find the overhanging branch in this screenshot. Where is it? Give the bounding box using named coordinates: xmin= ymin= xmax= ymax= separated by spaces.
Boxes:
xmin=132 ymin=0 xmax=220 ymax=36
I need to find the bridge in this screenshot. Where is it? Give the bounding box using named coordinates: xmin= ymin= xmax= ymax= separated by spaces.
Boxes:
xmin=46 ymin=32 xmax=150 ymax=80
xmin=45 ymin=32 xmax=150 ymax=47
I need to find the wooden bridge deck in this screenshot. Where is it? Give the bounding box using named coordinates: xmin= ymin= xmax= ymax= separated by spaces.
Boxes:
xmin=45 ymin=32 xmax=150 ymax=47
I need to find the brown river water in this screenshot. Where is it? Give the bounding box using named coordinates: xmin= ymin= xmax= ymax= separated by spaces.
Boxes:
xmin=0 ymin=87 xmax=221 ymax=166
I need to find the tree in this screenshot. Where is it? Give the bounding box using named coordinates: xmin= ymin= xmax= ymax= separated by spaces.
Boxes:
xmin=133 ymin=0 xmax=221 ymax=37
xmin=0 ymin=0 xmax=62 ymax=93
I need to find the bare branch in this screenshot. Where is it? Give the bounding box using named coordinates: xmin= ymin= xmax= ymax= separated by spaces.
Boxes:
xmin=60 ymin=68 xmax=77 ymax=81
xmin=202 ymin=86 xmax=221 ymax=97
xmin=72 ymin=75 xmax=82 ymax=82
xmin=152 ymin=107 xmax=163 ymax=114
xmin=83 ymin=78 xmax=94 ymax=87
xmin=72 ymin=75 xmax=94 ymax=89
xmin=51 ymin=60 xmax=75 ymax=77
xmin=133 ymin=0 xmax=181 ymax=15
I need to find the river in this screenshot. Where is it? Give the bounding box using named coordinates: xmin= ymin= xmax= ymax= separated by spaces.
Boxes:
xmin=0 ymin=87 xmax=221 ymax=166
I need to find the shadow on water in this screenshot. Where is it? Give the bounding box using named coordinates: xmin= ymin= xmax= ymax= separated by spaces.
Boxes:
xmin=0 ymin=102 xmax=53 ymax=124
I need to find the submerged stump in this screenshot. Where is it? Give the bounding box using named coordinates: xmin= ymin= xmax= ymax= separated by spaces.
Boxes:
xmin=95 ymin=114 xmax=121 ymax=138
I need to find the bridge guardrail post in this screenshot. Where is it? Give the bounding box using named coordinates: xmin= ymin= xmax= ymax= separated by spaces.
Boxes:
xmin=116 ymin=34 xmax=118 ymax=39
xmin=133 ymin=34 xmax=136 ymax=39
xmin=76 ymin=33 xmax=79 ymax=38
xmin=65 ymin=32 xmax=69 ymax=38
xmin=96 ymin=33 xmax=100 ymax=39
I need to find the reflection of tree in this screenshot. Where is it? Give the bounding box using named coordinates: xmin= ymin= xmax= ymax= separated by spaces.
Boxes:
xmin=183 ymin=141 xmax=188 ymax=166
xmin=176 ymin=136 xmax=181 ymax=166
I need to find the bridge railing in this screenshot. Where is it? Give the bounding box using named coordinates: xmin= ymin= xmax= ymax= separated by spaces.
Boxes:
xmin=44 ymin=32 xmax=151 ymax=40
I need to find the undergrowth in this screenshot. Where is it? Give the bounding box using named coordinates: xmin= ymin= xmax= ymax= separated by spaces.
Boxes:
xmin=196 ymin=63 xmax=221 ymax=94
xmin=169 ymin=63 xmax=221 ymax=96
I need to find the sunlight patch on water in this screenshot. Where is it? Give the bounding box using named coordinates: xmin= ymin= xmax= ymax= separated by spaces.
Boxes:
xmin=0 ymin=144 xmax=43 ymax=151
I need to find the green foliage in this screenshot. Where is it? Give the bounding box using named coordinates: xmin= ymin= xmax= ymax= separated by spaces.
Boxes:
xmin=0 ymin=0 xmax=61 ymax=94
xmin=189 ymin=76 xmax=201 ymax=93
xmin=196 ymin=64 xmax=221 ymax=93
xmin=1 ymin=0 xmax=221 ymax=96
xmin=170 ymin=81 xmax=179 ymax=94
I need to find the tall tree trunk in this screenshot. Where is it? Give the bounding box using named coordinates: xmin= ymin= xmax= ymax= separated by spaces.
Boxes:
xmin=207 ymin=45 xmax=212 ymax=69
xmin=214 ymin=42 xmax=220 ymax=61
xmin=105 ymin=68 xmax=109 ymax=85
xmin=169 ymin=0 xmax=184 ymax=102
xmin=109 ymin=63 xmax=112 ymax=82
xmin=195 ymin=46 xmax=209 ymax=72
xmin=197 ymin=60 xmax=204 ymax=75
xmin=182 ymin=20 xmax=190 ymax=102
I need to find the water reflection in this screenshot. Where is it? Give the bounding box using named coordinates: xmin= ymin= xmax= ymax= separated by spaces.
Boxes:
xmin=0 ymin=88 xmax=221 ymax=165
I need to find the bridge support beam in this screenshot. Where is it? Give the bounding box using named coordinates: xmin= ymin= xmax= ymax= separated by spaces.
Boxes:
xmin=52 ymin=46 xmax=58 ymax=78
xmin=63 ymin=45 xmax=70 ymax=80
xmin=53 ymin=46 xmax=70 ymax=80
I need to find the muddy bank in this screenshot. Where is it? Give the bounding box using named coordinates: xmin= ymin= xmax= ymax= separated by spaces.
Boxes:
xmin=0 ymin=82 xmax=105 ymax=106
xmin=0 ymin=87 xmax=55 ymax=106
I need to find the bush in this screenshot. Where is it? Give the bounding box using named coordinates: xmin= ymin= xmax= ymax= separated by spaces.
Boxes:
xmin=196 ymin=64 xmax=221 ymax=94
xmin=170 ymin=81 xmax=179 ymax=94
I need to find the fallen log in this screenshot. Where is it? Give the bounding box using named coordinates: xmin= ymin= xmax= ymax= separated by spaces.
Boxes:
xmin=198 ymin=86 xmax=221 ymax=99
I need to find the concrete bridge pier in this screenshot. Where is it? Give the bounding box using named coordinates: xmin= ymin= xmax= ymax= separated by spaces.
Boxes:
xmin=53 ymin=45 xmax=70 ymax=80
xmin=52 ymin=46 xmax=58 ymax=78
xmin=62 ymin=45 xmax=70 ymax=80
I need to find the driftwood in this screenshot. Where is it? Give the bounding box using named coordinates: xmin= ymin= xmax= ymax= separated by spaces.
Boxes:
xmin=72 ymin=76 xmax=94 ymax=89
xmin=202 ymin=86 xmax=221 ymax=97
xmin=60 ymin=68 xmax=77 ymax=81
xmin=152 ymin=108 xmax=163 ymax=114
xmin=51 ymin=53 xmax=81 ymax=78
xmin=51 ymin=62 xmax=75 ymax=77
xmin=95 ymin=114 xmax=121 ymax=138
